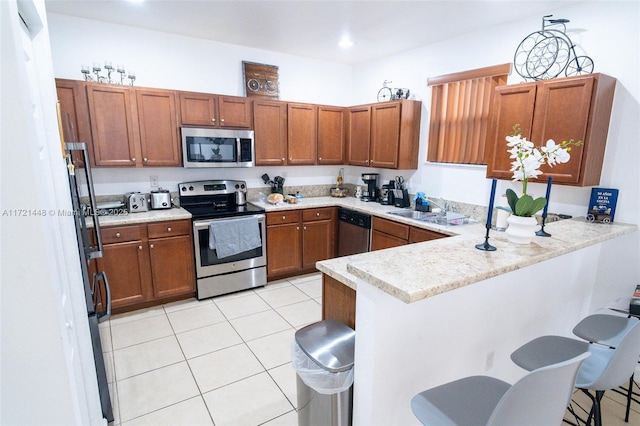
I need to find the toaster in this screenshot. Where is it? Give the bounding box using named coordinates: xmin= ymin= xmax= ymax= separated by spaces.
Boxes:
xmin=125 ymin=192 xmax=148 ymax=213
xmin=150 ymin=188 xmax=172 ymax=210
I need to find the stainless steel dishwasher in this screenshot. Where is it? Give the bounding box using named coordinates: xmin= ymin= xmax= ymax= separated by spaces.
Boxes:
xmin=337 ymin=207 xmax=371 ymax=256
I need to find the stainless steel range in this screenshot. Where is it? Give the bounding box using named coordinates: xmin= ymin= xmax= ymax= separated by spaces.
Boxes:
xmin=179 ymin=180 xmax=266 ymax=299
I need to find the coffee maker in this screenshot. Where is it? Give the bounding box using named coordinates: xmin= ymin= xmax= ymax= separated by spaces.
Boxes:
xmin=379 ymin=180 xmax=396 ymax=205
xmin=361 ymin=173 xmax=379 ymax=202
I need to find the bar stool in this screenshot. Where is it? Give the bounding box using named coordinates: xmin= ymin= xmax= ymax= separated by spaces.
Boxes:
xmin=572 ymin=313 xmax=640 ymax=422
xmin=510 ymin=319 xmax=640 ymax=426
xmin=410 ymin=352 xmax=589 ymax=425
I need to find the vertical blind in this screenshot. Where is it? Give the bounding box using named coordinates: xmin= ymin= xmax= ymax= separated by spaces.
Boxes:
xmin=427 ymin=63 xmax=511 ymax=165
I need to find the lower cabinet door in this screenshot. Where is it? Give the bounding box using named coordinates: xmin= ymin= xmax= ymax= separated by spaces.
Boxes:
xmin=302 ymin=219 xmax=334 ymax=270
xmin=267 ymin=223 xmax=302 ymax=277
xmin=371 ymin=229 xmax=407 ymax=251
xmin=97 ymin=241 xmax=151 ymax=309
xmin=148 ymin=235 xmax=195 ymax=299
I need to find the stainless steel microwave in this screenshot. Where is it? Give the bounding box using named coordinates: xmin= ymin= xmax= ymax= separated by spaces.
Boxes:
xmin=181 ymin=128 xmax=255 ymax=168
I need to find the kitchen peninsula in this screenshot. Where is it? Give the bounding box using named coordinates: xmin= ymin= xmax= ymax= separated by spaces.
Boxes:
xmin=313 ymin=207 xmax=636 ymax=425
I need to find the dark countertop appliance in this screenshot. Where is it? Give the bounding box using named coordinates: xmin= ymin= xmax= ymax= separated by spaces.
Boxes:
xmin=179 ymin=180 xmax=266 ymax=299
xmin=361 ymin=173 xmax=379 ymax=202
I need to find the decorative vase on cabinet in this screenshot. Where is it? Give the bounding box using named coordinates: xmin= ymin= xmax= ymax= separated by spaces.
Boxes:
xmin=505 ymin=215 xmax=538 ymax=244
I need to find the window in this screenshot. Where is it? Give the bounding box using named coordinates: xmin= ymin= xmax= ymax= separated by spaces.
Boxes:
xmin=427 ymin=63 xmax=511 ymax=164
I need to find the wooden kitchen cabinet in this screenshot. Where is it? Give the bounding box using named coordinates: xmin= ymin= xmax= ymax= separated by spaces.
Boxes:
xmin=322 ymin=274 xmax=356 ymax=330
xmin=86 ymin=84 xmax=138 ymax=167
xmin=254 ymin=99 xmax=288 ymax=166
xmin=347 ymin=100 xmax=422 ymax=169
xmin=97 ymin=219 xmax=195 ymax=312
xmin=56 ymin=79 xmax=94 ymax=167
xmin=317 ymin=106 xmax=345 ymax=165
xmin=136 ymin=89 xmax=181 ymax=166
xmin=266 ymin=208 xmax=336 ymax=280
xmin=287 ymin=103 xmax=317 ymax=165
xmin=372 ymin=217 xmax=448 ymax=250
xmin=346 ymin=105 xmax=372 ymax=167
xmin=485 ymin=73 xmax=616 ymax=186
xmin=178 ymin=92 xmax=253 ymax=129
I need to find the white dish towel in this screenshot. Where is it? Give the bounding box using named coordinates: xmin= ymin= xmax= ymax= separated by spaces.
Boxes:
xmin=209 ymin=216 xmax=261 ymax=259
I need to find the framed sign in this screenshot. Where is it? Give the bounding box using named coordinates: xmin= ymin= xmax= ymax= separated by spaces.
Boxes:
xmin=242 ymin=61 xmax=280 ymax=99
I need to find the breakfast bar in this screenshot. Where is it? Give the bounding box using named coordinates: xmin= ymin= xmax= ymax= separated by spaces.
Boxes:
xmin=316 ymin=217 xmax=637 ymax=425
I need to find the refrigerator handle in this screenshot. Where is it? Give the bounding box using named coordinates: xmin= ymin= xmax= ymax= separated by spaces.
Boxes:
xmin=94 ymin=271 xmax=111 ymax=323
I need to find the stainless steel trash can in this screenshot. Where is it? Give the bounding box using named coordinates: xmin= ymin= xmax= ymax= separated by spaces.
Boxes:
xmin=293 ymin=319 xmax=356 ymax=426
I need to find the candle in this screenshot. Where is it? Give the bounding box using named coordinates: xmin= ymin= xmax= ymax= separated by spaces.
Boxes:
xmin=542 ymin=176 xmax=553 ymax=216
xmin=486 ymin=178 xmax=497 ymax=227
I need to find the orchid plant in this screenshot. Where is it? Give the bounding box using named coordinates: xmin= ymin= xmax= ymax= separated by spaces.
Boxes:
xmin=505 ymin=125 xmax=582 ymax=217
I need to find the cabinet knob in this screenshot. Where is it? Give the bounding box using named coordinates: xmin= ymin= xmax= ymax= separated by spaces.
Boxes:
xmin=138 ymin=245 xmax=142 ymax=250
xmin=115 ymin=232 xmax=121 ymax=238
xmin=220 ymin=118 xmax=225 ymax=123
xmin=282 ymin=215 xmax=286 ymax=220
xmin=167 ymin=227 xmax=172 ymax=232
xmin=303 ymin=226 xmax=307 ymax=230
xmin=366 ymin=160 xmax=369 ymax=164
xmin=316 ymin=212 xmax=320 ymax=217
xmin=297 ymin=226 xmax=300 ymax=231
xmin=150 ymin=244 xmax=154 ymax=249
xmin=319 ymin=157 xmax=322 ymax=161
xmin=211 ymin=118 xmax=215 ymax=122
xmin=281 ymin=158 xmax=285 ymax=161
xmin=131 ymin=157 xmax=136 ymax=162
xmin=289 ymin=158 xmax=293 ymax=161
xmin=143 ymin=157 xmax=148 ymax=163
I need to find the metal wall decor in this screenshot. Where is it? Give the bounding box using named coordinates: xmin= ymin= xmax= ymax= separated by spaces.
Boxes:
xmin=377 ymin=80 xmax=410 ymax=102
xmin=242 ymin=61 xmax=279 ymax=99
xmin=514 ymin=15 xmax=594 ymax=81
xmin=81 ymin=62 xmax=136 ymax=85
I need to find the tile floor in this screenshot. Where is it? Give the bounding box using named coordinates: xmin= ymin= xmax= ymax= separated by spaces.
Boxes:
xmin=100 ymin=273 xmax=323 ymax=426
xmin=100 ymin=271 xmax=640 ymax=425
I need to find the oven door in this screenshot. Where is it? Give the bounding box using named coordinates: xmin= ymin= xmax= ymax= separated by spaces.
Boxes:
xmin=193 ymin=214 xmax=266 ymax=278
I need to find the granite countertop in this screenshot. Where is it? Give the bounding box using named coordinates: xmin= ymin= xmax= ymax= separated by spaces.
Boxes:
xmin=88 ymin=207 xmax=192 ymax=228
xmin=264 ymin=196 xmax=636 ymax=304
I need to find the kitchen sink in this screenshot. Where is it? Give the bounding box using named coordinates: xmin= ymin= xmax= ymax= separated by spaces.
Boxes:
xmin=387 ymin=209 xmax=479 ymax=226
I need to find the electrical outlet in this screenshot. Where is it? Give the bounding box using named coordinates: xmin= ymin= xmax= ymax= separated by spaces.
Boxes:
xmin=485 ymin=351 xmax=495 ymax=371
xmin=150 ymin=175 xmax=159 ymax=187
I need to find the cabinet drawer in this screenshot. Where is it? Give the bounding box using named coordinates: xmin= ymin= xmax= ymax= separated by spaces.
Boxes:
xmin=373 ymin=217 xmax=409 ymax=240
xmin=302 ymin=207 xmax=334 ymax=222
xmin=267 ymin=211 xmax=301 ymax=225
xmin=147 ymin=220 xmax=191 ymax=239
xmin=409 ymin=226 xmax=448 ymax=243
xmin=101 ymin=225 xmax=143 ymax=244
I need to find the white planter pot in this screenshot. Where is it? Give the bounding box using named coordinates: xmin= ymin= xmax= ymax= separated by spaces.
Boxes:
xmin=505 ymin=215 xmax=538 ymax=244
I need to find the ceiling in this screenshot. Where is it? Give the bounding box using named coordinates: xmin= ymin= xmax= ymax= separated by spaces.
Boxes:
xmin=44 ymin=0 xmax=583 ymax=65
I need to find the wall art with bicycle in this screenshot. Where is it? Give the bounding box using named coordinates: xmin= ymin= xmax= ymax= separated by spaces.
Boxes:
xmin=242 ymin=61 xmax=280 ymax=99
xmin=514 ymin=15 xmax=594 ymax=81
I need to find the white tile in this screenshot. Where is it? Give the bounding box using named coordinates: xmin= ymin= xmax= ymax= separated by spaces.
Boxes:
xmin=276 ymin=300 xmax=322 ymax=328
xmin=268 ymin=363 xmax=298 ymax=410
xmin=314 ymin=297 xmax=322 ymax=306
xmin=163 ymin=297 xmax=211 ymax=313
xmin=293 ymin=278 xmax=322 ymax=299
xmin=103 ymin=350 xmax=116 ymax=384
xmin=258 ymin=286 xmax=310 ymax=308
xmin=110 ymin=306 xmax=166 ymax=326
xmin=167 ymin=303 xmax=226 ymax=333
xmin=255 ymin=280 xmax=292 ymax=293
xmin=189 ymin=344 xmax=264 ymax=393
xmin=176 ymin=322 xmax=242 ymax=359
xmin=211 ymin=287 xmax=257 ymax=303
xmin=262 ymin=409 xmax=298 ymax=426
xmin=122 ymin=396 xmax=213 ymax=425
xmin=214 ymin=292 xmax=271 ymax=320
xmin=117 ymin=362 xmax=199 ymax=422
xmin=113 ymin=335 xmax=185 ymax=380
xmin=99 ymin=325 xmax=112 ymax=352
xmin=111 ymin=314 xmax=173 ymax=350
xmin=247 ymin=328 xmax=296 ymax=370
xmin=287 ymin=273 xmax=322 ymax=286
xmin=229 ymin=310 xmax=292 ymax=342
xmin=202 ymin=372 xmax=292 ymax=426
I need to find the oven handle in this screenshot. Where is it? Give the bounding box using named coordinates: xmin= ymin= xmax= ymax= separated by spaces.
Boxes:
xmin=193 ymin=214 xmax=265 ymax=230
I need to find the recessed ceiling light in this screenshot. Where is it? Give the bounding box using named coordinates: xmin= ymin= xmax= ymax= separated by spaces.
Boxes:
xmin=338 ymin=37 xmax=354 ymax=49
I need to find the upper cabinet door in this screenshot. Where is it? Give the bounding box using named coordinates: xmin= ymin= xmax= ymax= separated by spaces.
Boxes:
xmin=179 ymin=92 xmax=216 ymax=126
xmin=484 ymin=84 xmax=537 ymax=180
xmin=217 ymin=96 xmax=253 ymax=128
xmin=136 ymin=89 xmax=181 ymax=167
xmin=86 ymin=84 xmax=139 ymax=167
xmin=287 ymin=103 xmax=317 ymax=165
xmin=371 ymin=102 xmax=401 ymax=168
xmin=317 ymin=106 xmax=345 ymax=165
xmin=346 ymin=106 xmax=371 ymax=167
xmin=254 ymin=99 xmax=288 ymax=166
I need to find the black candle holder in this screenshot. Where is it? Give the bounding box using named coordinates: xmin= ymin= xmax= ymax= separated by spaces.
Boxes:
xmin=475 ymin=224 xmax=497 ymax=251
xmin=536 ymin=214 xmax=551 ymax=237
